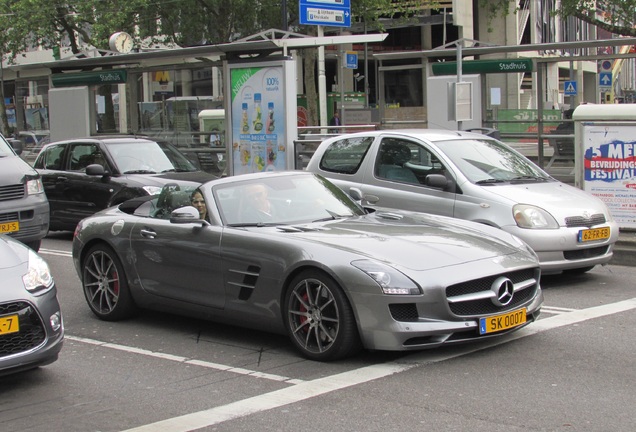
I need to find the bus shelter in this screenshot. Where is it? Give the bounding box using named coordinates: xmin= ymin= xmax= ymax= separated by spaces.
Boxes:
xmin=374 ymin=37 xmax=636 ymax=168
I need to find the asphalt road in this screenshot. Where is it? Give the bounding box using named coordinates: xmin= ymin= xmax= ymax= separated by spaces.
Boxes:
xmin=2 ymin=232 xmax=635 ymax=432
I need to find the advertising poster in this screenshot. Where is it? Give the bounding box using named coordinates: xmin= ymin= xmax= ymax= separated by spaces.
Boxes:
xmin=230 ymin=66 xmax=286 ymax=175
xmin=582 ymin=124 xmax=636 ymax=229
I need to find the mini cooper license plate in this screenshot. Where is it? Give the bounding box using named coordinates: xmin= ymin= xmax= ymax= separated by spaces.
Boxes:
xmin=0 ymin=314 xmax=20 ymax=335
xmin=479 ymin=308 xmax=526 ymax=335
xmin=0 ymin=221 xmax=19 ymax=233
xmin=578 ymin=227 xmax=610 ymax=242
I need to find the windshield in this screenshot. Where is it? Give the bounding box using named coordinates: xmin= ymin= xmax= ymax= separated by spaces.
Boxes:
xmin=212 ymin=173 xmax=365 ymax=226
xmin=435 ymin=138 xmax=550 ymax=183
xmin=105 ymin=140 xmax=198 ymax=174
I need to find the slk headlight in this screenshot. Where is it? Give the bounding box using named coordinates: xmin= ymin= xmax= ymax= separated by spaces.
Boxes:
xmin=351 ymin=259 xmax=421 ymax=295
xmin=23 ymin=249 xmax=54 ymax=295
xmin=26 ymin=178 xmax=44 ymax=195
xmin=513 ymin=204 xmax=559 ymax=229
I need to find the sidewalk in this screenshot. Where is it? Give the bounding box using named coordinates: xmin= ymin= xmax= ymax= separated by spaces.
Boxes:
xmin=508 ymin=140 xmax=635 ymax=267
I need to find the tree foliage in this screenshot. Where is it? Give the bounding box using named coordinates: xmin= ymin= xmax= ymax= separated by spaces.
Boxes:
xmin=0 ymin=0 xmax=445 ymax=132
xmin=480 ymin=0 xmax=636 ymax=37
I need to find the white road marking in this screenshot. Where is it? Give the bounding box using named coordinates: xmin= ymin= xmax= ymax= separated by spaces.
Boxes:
xmin=65 ymin=335 xmax=304 ymax=385
xmin=112 ymin=297 xmax=636 ymax=432
xmin=540 ymin=305 xmax=578 ymax=314
xmin=39 ymin=248 xmax=73 ymax=258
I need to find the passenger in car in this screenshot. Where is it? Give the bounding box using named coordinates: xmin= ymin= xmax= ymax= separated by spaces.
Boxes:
xmin=240 ymin=183 xmax=276 ymax=222
xmin=190 ymin=190 xmax=208 ymax=221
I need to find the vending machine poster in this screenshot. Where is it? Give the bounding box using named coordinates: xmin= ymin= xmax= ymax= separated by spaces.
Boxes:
xmin=230 ymin=66 xmax=286 ymax=175
xmin=583 ymin=124 xmax=636 ymax=229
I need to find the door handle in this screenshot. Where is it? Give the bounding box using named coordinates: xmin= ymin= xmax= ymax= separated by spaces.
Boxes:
xmin=139 ymin=228 xmax=157 ymax=239
xmin=364 ymin=194 xmax=380 ymax=204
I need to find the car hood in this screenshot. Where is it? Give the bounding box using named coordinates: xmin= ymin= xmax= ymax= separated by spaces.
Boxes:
xmin=482 ymin=181 xmax=610 ymax=222
xmin=124 ymin=170 xmax=217 ymax=186
xmin=0 ymin=155 xmax=38 ymax=183
xmin=278 ymin=211 xmax=530 ymax=271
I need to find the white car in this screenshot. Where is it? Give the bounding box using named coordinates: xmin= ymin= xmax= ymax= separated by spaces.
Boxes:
xmin=306 ymin=129 xmax=619 ymax=275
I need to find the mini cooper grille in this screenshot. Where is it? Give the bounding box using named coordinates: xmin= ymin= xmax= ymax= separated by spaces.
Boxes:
xmin=565 ymin=214 xmax=606 ymax=228
xmin=389 ymin=304 xmax=419 ymax=322
xmin=0 ymin=301 xmax=46 ymax=358
xmin=0 ymin=184 xmax=25 ymax=202
xmin=446 ymin=268 xmax=539 ymax=317
xmin=564 ymin=246 xmax=609 ymax=260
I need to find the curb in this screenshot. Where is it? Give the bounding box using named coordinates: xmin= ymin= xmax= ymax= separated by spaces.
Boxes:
xmin=610 ymin=233 xmax=636 ymax=267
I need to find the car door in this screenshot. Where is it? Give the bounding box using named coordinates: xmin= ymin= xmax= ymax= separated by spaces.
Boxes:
xmin=34 ymin=143 xmax=68 ymax=225
xmin=58 ymin=142 xmax=124 ymax=227
xmin=359 ymin=136 xmax=457 ymax=217
xmin=129 ymin=216 xmax=225 ymax=309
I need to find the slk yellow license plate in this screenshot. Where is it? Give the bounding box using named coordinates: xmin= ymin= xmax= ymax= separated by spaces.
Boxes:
xmin=0 ymin=314 xmax=20 ymax=335
xmin=479 ymin=308 xmax=526 ymax=335
xmin=0 ymin=221 xmax=19 ymax=233
xmin=578 ymin=227 xmax=610 ymax=242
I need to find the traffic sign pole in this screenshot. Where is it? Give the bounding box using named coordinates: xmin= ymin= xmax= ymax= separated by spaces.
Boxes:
xmin=299 ymin=0 xmax=353 ymax=128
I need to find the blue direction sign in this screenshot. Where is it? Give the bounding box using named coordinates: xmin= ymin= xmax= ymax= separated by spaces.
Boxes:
xmin=299 ymin=0 xmax=351 ymax=27
xmin=304 ymin=0 xmax=350 ymax=7
xmin=346 ymin=51 xmax=357 ymax=69
xmin=599 ymin=72 xmax=612 ymax=88
xmin=564 ymin=80 xmax=577 ymax=96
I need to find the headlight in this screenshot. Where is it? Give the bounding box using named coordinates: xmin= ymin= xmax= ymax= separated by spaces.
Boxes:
xmin=351 ymin=259 xmax=421 ymax=295
xmin=23 ymin=249 xmax=54 ymax=295
xmin=143 ymin=186 xmax=162 ymax=196
xmin=513 ymin=204 xmax=559 ymax=229
xmin=26 ymin=178 xmax=44 ymax=195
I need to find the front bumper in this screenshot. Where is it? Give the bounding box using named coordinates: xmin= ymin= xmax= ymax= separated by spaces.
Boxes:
xmin=503 ymin=222 xmax=619 ymax=274
xmin=349 ymin=265 xmax=544 ymax=352
xmin=0 ymin=288 xmax=64 ymax=376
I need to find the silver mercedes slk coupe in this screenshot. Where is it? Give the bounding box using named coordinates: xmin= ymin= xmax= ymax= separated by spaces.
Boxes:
xmin=72 ymin=171 xmax=543 ymax=361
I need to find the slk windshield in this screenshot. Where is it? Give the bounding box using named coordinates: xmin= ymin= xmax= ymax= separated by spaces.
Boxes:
xmin=105 ymin=140 xmax=198 ymax=174
xmin=435 ymin=139 xmax=550 ymax=183
xmin=213 ymin=174 xmax=365 ymax=226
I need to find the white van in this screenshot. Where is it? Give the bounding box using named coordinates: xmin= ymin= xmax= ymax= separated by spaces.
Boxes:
xmin=0 ymin=134 xmax=49 ymax=250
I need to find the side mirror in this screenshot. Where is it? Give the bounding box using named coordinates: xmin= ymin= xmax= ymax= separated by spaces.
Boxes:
xmin=425 ymin=174 xmax=449 ymax=190
xmin=8 ymin=139 xmax=23 ymax=155
xmin=170 ymin=206 xmax=209 ymax=226
xmin=86 ymin=163 xmax=107 ymax=176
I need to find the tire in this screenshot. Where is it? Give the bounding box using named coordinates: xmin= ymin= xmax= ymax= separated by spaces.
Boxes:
xmin=82 ymin=244 xmax=137 ymax=321
xmin=284 ymin=270 xmax=361 ymax=361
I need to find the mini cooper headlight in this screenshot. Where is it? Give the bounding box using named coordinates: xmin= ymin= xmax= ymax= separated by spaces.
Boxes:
xmin=352 ymin=260 xmax=421 ymax=295
xmin=23 ymin=249 xmax=54 ymax=295
xmin=513 ymin=204 xmax=559 ymax=229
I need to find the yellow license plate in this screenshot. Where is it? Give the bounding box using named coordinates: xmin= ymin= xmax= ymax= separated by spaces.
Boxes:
xmin=479 ymin=308 xmax=526 ymax=335
xmin=578 ymin=227 xmax=610 ymax=242
xmin=0 ymin=314 xmax=20 ymax=335
xmin=0 ymin=221 xmax=19 ymax=233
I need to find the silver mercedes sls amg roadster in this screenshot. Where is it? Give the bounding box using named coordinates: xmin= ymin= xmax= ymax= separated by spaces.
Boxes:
xmin=72 ymin=171 xmax=543 ymax=361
